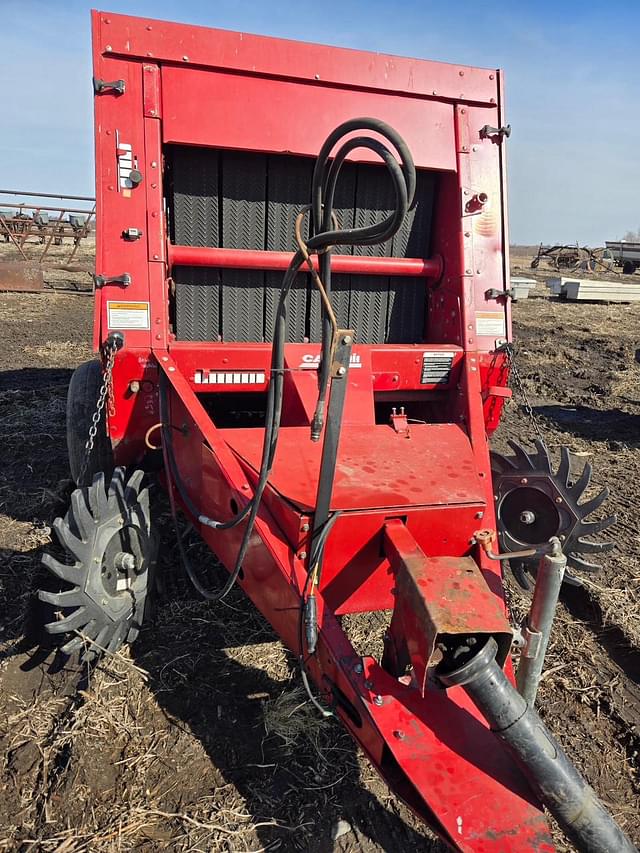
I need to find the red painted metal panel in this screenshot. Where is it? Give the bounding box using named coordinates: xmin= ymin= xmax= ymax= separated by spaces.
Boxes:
xmin=161 ymin=67 xmax=456 ymax=171
xmin=220 ymin=423 xmax=484 ymax=512
xmin=167 ymin=343 xmax=463 ymax=394
xmin=168 ymin=245 xmax=443 ymax=278
xmin=94 ymin=11 xmax=500 ymax=106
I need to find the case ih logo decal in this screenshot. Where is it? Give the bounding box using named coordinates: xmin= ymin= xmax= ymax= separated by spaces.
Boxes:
xmin=299 ymin=353 xmax=362 ymax=369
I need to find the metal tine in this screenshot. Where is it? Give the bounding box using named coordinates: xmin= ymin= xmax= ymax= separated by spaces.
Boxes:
xmin=107 ymin=628 xmax=124 ymax=654
xmin=136 ymin=487 xmax=151 ymax=521
xmin=557 ymin=446 xmax=571 ymax=489
xmin=576 ymin=538 xmax=614 ymax=554
xmin=577 ymin=514 xmax=617 ymax=538
xmin=568 ymin=461 xmax=592 ymax=499
xmin=41 ymin=553 xmax=79 ymax=584
xmin=533 ymin=439 xmax=552 ymax=473
xmin=562 ymin=570 xmax=584 ymax=587
xmin=89 ymin=471 xmax=107 ymax=518
xmin=82 ymin=625 xmax=112 ymax=661
xmin=45 ymin=606 xmax=88 ymax=634
xmin=53 ymin=517 xmax=85 ymax=562
xmin=507 ymin=439 xmax=535 ymax=470
xmin=578 ymin=487 xmax=609 ymax=516
xmin=490 ymin=451 xmax=519 ymax=473
xmin=108 ymin=466 xmax=127 ymax=512
xmin=110 ymin=465 xmax=127 ymax=490
xmin=80 ymin=618 xmax=99 ymax=641
xmin=38 ymin=588 xmax=83 ymax=608
xmin=60 ymin=635 xmax=84 ymax=655
xmin=124 ymin=469 xmax=144 ymax=503
xmin=70 ymin=489 xmax=94 ymax=542
xmin=94 ymin=625 xmax=111 ymax=649
xmin=567 ymin=554 xmax=603 ymax=573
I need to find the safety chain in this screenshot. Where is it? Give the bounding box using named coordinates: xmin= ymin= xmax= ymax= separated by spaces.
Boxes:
xmin=77 ymin=338 xmax=118 ymax=486
xmin=499 ymin=342 xmax=546 ymax=444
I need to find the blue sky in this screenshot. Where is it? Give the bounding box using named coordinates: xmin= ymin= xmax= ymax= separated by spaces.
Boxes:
xmin=1 ymin=0 xmax=638 ymax=245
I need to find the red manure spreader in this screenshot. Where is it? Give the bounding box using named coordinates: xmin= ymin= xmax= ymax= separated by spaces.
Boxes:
xmin=38 ymin=10 xmax=635 ymax=851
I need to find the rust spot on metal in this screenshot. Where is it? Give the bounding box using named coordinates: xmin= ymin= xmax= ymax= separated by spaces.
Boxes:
xmin=0 ymin=262 xmax=44 ymax=293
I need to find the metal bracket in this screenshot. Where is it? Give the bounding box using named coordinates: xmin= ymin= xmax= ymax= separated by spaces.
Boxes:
xmin=461 ymin=188 xmax=489 ymax=218
xmin=486 ymin=287 xmax=515 ymax=302
xmin=480 ymin=124 xmax=511 ymax=141
xmin=331 ymin=330 xmax=354 ymax=378
xmin=93 ymin=77 xmax=126 ymax=95
xmin=389 ymin=407 xmax=410 ymax=437
xmin=520 ymin=624 xmax=542 ymax=660
xmin=93 ymin=273 xmax=131 ymax=288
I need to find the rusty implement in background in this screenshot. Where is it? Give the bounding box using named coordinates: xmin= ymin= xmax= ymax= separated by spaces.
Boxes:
xmin=0 ymin=189 xmax=95 ymax=269
xmin=0 ymin=261 xmax=44 ymax=292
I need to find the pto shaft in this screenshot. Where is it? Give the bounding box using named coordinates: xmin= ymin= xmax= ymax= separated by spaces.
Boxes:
xmin=440 ymin=638 xmax=637 ymax=853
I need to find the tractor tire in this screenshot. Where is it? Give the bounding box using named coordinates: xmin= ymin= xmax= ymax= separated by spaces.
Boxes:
xmin=622 ymin=260 xmax=636 ymax=275
xmin=66 ymin=360 xmax=114 ymax=487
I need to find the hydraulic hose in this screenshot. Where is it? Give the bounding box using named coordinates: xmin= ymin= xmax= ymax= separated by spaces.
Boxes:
xmin=162 ymin=118 xmax=415 ymax=601
xmin=439 ymin=638 xmax=637 ymax=853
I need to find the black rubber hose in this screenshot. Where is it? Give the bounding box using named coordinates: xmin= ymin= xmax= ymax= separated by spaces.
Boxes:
xmin=308 ymin=119 xmax=415 ymax=435
xmin=439 ymin=638 xmax=638 ymax=853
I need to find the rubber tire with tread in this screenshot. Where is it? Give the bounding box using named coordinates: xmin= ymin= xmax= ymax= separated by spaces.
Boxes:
xmin=622 ymin=260 xmax=636 ymax=275
xmin=66 ymin=360 xmax=114 ymax=487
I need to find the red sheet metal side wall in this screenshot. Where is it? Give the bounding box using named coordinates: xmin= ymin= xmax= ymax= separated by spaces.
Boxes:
xmin=94 ymin=10 xmax=499 ymax=105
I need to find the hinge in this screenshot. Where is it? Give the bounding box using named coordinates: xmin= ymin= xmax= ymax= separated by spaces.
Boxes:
xmin=93 ymin=77 xmax=125 ymax=95
xmin=143 ymin=64 xmax=161 ymax=118
xmin=480 ymin=124 xmax=511 ymax=142
xmin=93 ymin=273 xmax=131 ymax=288
xmin=485 ymin=287 xmax=515 ymax=302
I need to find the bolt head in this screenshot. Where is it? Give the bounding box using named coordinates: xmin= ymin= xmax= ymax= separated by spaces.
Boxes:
xmin=520 ymin=478 xmax=528 ymax=485
xmin=342 ymin=335 xmax=352 ymax=345
xmin=393 ymin=730 xmax=406 ymax=739
xmin=337 ymin=366 xmax=346 ymax=376
xmin=298 ymin=551 xmax=307 ymax=560
xmin=373 ymin=695 xmax=384 ymax=707
xmin=354 ymin=662 xmax=363 ymax=674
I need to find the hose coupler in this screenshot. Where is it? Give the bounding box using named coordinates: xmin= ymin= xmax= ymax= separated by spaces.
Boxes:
xmin=439 ymin=638 xmax=637 ymax=853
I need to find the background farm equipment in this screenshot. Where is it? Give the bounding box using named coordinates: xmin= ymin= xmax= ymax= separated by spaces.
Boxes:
xmin=0 ymin=189 xmax=95 ymax=292
xmin=531 ymin=242 xmax=614 ymax=273
xmin=34 ymin=10 xmax=637 ymax=852
xmin=605 ymin=240 xmax=640 ymax=275
xmin=0 ymin=190 xmax=94 ymax=254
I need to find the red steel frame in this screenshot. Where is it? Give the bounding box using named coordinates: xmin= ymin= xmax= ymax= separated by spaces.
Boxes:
xmin=90 ymin=11 xmax=553 ymax=850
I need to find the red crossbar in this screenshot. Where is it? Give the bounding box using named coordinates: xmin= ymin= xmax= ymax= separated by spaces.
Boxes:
xmin=168 ymin=245 xmax=443 ymax=278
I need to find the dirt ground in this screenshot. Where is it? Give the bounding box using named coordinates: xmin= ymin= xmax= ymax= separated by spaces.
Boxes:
xmin=0 ymin=247 xmax=639 ymax=851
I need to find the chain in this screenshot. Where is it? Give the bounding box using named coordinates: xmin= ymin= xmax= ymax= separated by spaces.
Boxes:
xmin=77 ymin=338 xmax=118 ymax=486
xmin=500 ymin=342 xmax=546 ymax=444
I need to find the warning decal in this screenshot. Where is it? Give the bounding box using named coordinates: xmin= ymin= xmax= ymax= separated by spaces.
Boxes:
xmin=475 ymin=311 xmax=506 ymax=337
xmin=107 ymin=301 xmax=150 ymax=330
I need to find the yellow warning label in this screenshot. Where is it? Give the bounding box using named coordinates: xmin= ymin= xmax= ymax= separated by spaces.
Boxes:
xmin=107 ymin=301 xmax=150 ymax=330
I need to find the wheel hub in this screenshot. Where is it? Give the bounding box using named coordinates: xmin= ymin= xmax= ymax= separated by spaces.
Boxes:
xmin=491 ymin=440 xmax=615 ymax=587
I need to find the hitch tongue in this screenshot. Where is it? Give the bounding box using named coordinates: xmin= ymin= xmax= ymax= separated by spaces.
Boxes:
xmin=382 ymin=520 xmax=512 ymax=695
